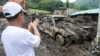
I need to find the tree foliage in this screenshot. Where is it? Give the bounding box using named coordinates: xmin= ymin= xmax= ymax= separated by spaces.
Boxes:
xmin=0 ymin=0 xmax=7 ymax=5
xmin=79 ymin=5 xmax=90 ymax=10
xmin=26 ymin=0 xmax=64 ymax=11
xmin=76 ymin=0 xmax=99 ymax=9
xmin=0 ymin=0 xmax=93 ymax=11
xmin=65 ymin=1 xmax=90 ymax=10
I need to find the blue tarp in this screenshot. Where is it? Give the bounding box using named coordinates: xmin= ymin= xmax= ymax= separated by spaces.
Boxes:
xmin=70 ymin=8 xmax=99 ymax=16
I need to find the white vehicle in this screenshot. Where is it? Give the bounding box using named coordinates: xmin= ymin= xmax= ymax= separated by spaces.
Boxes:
xmin=39 ymin=15 xmax=90 ymax=46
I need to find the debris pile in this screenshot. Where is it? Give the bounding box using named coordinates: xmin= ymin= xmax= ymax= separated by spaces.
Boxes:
xmin=37 ymin=14 xmax=98 ymax=56
xmin=62 ymin=15 xmax=97 ymax=43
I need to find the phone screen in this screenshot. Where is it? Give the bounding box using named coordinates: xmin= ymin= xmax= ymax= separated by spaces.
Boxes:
xmin=32 ymin=14 xmax=37 ymax=22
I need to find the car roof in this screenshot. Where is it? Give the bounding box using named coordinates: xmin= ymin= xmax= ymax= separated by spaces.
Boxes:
xmin=44 ymin=15 xmax=66 ymax=18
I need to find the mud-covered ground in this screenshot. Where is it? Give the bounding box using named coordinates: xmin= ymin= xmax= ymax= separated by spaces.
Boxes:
xmin=35 ymin=32 xmax=95 ymax=56
xmin=0 ymin=14 xmax=99 ymax=56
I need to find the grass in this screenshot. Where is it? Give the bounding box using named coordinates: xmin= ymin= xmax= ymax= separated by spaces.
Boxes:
xmin=29 ymin=9 xmax=51 ymax=14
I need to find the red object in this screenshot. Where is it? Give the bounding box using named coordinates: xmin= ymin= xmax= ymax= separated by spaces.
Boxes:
xmin=0 ymin=6 xmax=3 ymax=12
xmin=9 ymin=0 xmax=26 ymax=9
xmin=0 ymin=0 xmax=26 ymax=13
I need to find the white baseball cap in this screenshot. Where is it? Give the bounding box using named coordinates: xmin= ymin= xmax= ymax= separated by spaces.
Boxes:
xmin=3 ymin=2 xmax=24 ymax=18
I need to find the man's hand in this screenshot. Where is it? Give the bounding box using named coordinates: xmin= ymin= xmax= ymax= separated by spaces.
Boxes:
xmin=28 ymin=19 xmax=41 ymax=41
xmin=31 ymin=19 xmax=39 ymax=29
xmin=28 ymin=19 xmax=39 ymax=31
xmin=28 ymin=22 xmax=32 ymax=31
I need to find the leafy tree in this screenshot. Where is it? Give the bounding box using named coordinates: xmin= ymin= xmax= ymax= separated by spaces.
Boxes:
xmin=76 ymin=0 xmax=99 ymax=9
xmin=79 ymin=5 xmax=90 ymax=10
xmin=65 ymin=2 xmax=80 ymax=10
xmin=26 ymin=0 xmax=64 ymax=11
xmin=0 ymin=0 xmax=4 ymax=3
xmin=65 ymin=0 xmax=69 ymax=8
xmin=52 ymin=1 xmax=64 ymax=9
xmin=0 ymin=0 xmax=7 ymax=5
xmin=39 ymin=0 xmax=64 ymax=11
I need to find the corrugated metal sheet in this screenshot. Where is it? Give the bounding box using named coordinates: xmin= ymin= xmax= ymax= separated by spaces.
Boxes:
xmin=70 ymin=8 xmax=99 ymax=16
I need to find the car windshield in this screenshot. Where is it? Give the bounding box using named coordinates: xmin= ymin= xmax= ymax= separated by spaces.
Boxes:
xmin=54 ymin=17 xmax=66 ymax=20
xmin=53 ymin=17 xmax=66 ymax=24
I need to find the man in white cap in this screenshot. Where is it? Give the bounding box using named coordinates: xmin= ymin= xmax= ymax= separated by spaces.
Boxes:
xmin=1 ymin=2 xmax=41 ymax=56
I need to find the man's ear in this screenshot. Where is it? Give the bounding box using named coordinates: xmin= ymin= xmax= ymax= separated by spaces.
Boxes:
xmin=18 ymin=13 xmax=24 ymax=21
xmin=19 ymin=13 xmax=22 ymax=18
xmin=17 ymin=14 xmax=21 ymax=21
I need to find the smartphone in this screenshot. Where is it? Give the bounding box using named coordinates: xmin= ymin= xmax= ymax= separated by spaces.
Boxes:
xmin=32 ymin=14 xmax=37 ymax=22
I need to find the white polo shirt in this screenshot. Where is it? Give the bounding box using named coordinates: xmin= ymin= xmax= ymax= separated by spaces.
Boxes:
xmin=1 ymin=26 xmax=40 ymax=56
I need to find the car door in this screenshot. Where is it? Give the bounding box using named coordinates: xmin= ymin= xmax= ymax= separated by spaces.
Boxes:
xmin=45 ymin=16 xmax=54 ymax=36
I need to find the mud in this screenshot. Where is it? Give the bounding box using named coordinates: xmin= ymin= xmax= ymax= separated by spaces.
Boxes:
xmin=36 ymin=14 xmax=98 ymax=56
xmin=0 ymin=14 xmax=99 ymax=56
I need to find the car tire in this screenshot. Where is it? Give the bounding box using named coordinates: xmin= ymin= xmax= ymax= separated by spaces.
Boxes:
xmin=56 ymin=34 xmax=65 ymax=46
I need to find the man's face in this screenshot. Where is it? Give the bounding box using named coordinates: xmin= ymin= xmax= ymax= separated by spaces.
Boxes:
xmin=19 ymin=11 xmax=25 ymax=25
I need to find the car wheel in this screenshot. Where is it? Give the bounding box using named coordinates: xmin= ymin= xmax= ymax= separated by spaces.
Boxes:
xmin=56 ymin=34 xmax=65 ymax=46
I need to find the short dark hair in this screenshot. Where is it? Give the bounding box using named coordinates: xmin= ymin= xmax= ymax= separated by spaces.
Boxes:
xmin=4 ymin=11 xmax=22 ymax=21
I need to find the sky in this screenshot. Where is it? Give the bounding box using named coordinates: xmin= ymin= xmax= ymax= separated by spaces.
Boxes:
xmin=61 ymin=0 xmax=76 ymax=3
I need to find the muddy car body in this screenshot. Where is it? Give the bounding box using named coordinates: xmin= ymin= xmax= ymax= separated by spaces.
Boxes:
xmin=39 ymin=15 xmax=81 ymax=46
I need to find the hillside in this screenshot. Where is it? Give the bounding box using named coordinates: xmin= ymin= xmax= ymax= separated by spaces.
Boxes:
xmin=75 ymin=0 xmax=99 ymax=9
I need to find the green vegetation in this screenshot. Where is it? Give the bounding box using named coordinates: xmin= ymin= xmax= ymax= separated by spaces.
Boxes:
xmin=0 ymin=0 xmax=7 ymax=5
xmin=64 ymin=1 xmax=91 ymax=10
xmin=76 ymin=0 xmax=99 ymax=9
xmin=0 ymin=0 xmax=97 ymax=11
xmin=26 ymin=0 xmax=64 ymax=11
xmin=29 ymin=9 xmax=51 ymax=14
